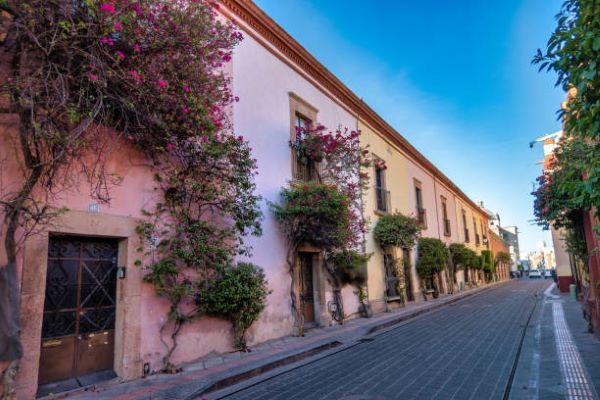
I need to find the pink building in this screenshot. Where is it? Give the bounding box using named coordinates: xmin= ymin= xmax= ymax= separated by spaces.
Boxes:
xmin=0 ymin=1 xmax=494 ymax=398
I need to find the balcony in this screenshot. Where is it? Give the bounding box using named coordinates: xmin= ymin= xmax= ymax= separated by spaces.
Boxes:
xmin=375 ymin=186 xmax=391 ymax=213
xmin=417 ymin=208 xmax=427 ymax=228
xmin=443 ymin=218 xmax=451 ymax=236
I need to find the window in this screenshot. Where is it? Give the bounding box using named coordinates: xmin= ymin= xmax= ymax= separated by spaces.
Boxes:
xmin=441 ymin=196 xmax=450 ymax=236
xmin=293 ymin=113 xmax=317 ymax=181
xmin=414 ymin=180 xmax=427 ymax=228
xmin=462 ymin=210 xmax=470 ymax=242
xmin=480 ymin=220 xmax=488 ymax=246
xmin=374 ymin=159 xmax=389 ymax=212
xmin=289 ymin=93 xmax=318 ymax=182
xmin=474 ymin=217 xmax=480 ymax=245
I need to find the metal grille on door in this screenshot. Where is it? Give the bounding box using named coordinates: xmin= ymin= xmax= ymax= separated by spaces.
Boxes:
xmin=39 ymin=237 xmax=118 ymax=385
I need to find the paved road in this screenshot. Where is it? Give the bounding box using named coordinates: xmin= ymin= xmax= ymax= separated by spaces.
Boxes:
xmin=217 ymin=280 xmax=551 ymax=400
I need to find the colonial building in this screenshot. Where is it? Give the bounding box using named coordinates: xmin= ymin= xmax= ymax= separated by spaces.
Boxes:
xmin=0 ymin=1 xmax=503 ymax=397
xmin=479 ymin=202 xmax=521 ymax=273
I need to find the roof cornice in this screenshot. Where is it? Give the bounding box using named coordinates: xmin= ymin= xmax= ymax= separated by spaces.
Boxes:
xmin=220 ymin=0 xmax=486 ymax=217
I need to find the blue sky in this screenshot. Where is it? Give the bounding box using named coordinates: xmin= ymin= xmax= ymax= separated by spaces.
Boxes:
xmin=255 ymin=0 xmax=565 ymax=256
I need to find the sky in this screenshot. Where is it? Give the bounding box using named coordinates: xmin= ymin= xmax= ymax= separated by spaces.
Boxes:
xmin=254 ymin=0 xmax=565 ymax=257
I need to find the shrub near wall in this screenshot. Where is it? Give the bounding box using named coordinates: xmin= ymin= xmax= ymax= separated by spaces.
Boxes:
xmin=199 ymin=263 xmax=270 ymax=352
xmin=416 ymin=238 xmax=449 ymax=293
xmin=481 ymin=250 xmax=494 ymax=281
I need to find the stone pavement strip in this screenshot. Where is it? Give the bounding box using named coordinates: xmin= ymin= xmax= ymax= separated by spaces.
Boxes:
xmin=44 ymin=282 xmax=507 ymax=400
xmin=509 ymin=283 xmax=600 ymax=400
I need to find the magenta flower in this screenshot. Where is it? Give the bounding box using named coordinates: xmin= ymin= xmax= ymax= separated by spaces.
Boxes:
xmin=183 ymin=85 xmax=190 ymax=93
xmin=157 ymin=80 xmax=167 ymax=88
xmin=100 ymin=3 xmax=116 ymax=14
xmin=87 ymin=73 xmax=98 ymax=82
xmin=116 ymin=51 xmax=125 ymax=60
xmin=183 ymin=107 xmax=189 ymax=114
xmin=114 ymin=22 xmax=121 ymax=31
xmin=134 ymin=44 xmax=141 ymax=53
xmin=167 ymin=143 xmax=173 ymax=151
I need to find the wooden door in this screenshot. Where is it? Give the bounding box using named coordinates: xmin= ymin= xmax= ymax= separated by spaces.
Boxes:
xmin=299 ymin=253 xmax=315 ymax=325
xmin=384 ymin=253 xmax=398 ymax=298
xmin=39 ymin=237 xmax=118 ymax=385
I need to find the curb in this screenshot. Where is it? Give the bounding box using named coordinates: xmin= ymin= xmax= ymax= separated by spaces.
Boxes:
xmin=186 ymin=341 xmax=342 ymax=399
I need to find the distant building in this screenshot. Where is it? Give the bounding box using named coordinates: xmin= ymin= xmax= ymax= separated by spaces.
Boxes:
xmin=500 ymin=226 xmax=520 ymax=272
xmin=478 ymin=202 xmax=521 ymax=271
xmin=526 ymin=241 xmax=556 ymax=270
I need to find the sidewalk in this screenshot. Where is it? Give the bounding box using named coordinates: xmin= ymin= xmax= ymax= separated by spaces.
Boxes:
xmin=46 ymin=281 xmax=507 ymax=400
xmin=509 ymin=282 xmax=600 ymax=400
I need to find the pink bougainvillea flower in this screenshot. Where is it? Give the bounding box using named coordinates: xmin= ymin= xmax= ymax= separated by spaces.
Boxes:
xmin=87 ymin=73 xmax=98 ymax=82
xmin=134 ymin=44 xmax=141 ymax=53
xmin=157 ymin=80 xmax=167 ymax=88
xmin=114 ymin=22 xmax=121 ymax=31
xmin=183 ymin=85 xmax=190 ymax=93
xmin=100 ymin=3 xmax=116 ymax=14
xmin=183 ymin=107 xmax=189 ymax=114
xmin=167 ymin=143 xmax=173 ymax=151
xmin=116 ymin=51 xmax=126 ymax=60
xmin=201 ymin=136 xmax=209 ymax=143
xmin=129 ymin=70 xmax=141 ymax=84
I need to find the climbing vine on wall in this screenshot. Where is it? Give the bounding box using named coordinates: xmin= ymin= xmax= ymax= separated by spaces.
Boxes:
xmin=0 ymin=0 xmax=265 ymax=382
xmin=272 ymin=126 xmax=373 ymax=334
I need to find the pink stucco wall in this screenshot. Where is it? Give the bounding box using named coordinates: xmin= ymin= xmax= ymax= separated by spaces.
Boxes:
xmin=231 ymin=31 xmax=361 ymax=327
xmin=1 ymin=14 xmax=365 ymax=397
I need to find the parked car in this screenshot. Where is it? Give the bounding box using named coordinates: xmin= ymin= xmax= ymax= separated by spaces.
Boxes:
xmin=544 ymin=269 xmax=554 ymax=279
xmin=529 ymin=269 xmax=542 ymax=279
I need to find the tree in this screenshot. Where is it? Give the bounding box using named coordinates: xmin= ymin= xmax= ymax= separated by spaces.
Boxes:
xmin=449 ymin=243 xmax=469 ymax=285
xmin=532 ymin=0 xmax=600 ymax=238
xmin=416 ymin=238 xmax=449 ymax=293
xmin=0 ymin=0 xmax=262 ymax=387
xmin=481 ymin=250 xmax=494 ymax=281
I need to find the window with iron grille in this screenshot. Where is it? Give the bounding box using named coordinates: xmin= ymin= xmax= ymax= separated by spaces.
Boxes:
xmin=375 ymin=164 xmax=390 ymax=213
xmin=462 ymin=210 xmax=470 ymax=242
xmin=415 ymin=181 xmax=426 ymax=228
xmin=441 ymin=196 xmax=450 ymax=236
xmin=293 ymin=113 xmax=317 ymax=181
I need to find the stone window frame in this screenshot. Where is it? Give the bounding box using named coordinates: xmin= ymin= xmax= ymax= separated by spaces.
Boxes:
xmin=441 ymin=196 xmax=451 ymax=237
xmin=17 ymin=210 xmax=143 ymax=397
xmin=414 ymin=179 xmax=427 ymax=229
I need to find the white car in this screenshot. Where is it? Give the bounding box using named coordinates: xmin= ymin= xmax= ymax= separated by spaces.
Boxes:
xmin=529 ymin=270 xmax=542 ymax=279
xmin=544 ymin=269 xmax=554 ymax=279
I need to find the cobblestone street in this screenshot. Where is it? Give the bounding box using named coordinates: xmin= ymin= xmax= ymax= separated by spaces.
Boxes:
xmin=211 ymin=280 xmax=599 ymax=400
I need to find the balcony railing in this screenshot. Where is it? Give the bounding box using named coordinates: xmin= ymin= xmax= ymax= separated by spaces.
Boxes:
xmin=417 ymin=208 xmax=427 ymax=228
xmin=443 ymin=218 xmax=451 ymax=236
xmin=375 ymin=186 xmax=391 ymax=213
